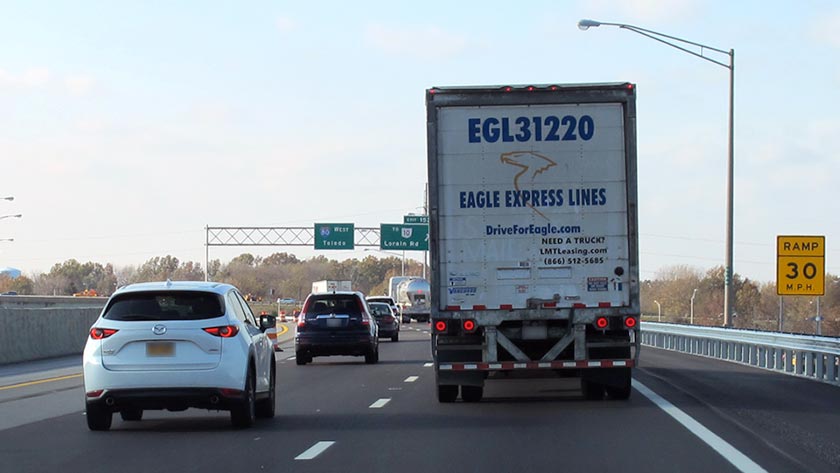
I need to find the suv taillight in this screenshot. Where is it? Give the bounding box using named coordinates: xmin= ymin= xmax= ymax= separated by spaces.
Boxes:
xmin=297 ymin=299 xmax=312 ymax=328
xmin=90 ymin=328 xmax=118 ymax=340
xmin=203 ymin=325 xmax=239 ymax=338
xmin=358 ymin=297 xmax=372 ymax=326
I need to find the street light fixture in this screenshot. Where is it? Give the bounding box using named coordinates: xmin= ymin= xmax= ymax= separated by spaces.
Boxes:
xmin=1 ymin=197 xmax=13 ymax=202
xmin=364 ymin=248 xmax=405 ymax=276
xmin=690 ymin=288 xmax=699 ymax=324
xmin=0 ymin=214 xmax=22 ymax=221
xmin=578 ymin=19 xmax=736 ymax=328
xmin=0 ymin=238 xmax=13 ymax=242
xmin=654 ymin=300 xmax=661 ymax=322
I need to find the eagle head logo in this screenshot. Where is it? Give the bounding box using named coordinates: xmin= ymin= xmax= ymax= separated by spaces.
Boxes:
xmin=500 ymin=151 xmax=557 ymax=220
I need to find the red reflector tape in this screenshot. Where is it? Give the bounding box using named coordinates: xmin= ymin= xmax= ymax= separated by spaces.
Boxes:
xmin=543 ymin=302 xmax=557 ymax=308
xmin=573 ymin=303 xmax=586 ymax=308
xmin=500 ymin=304 xmax=513 ymax=310
xmin=598 ymin=302 xmax=611 ymax=308
xmin=472 ymin=305 xmax=486 ymax=310
xmin=445 ymin=306 xmax=460 ymax=311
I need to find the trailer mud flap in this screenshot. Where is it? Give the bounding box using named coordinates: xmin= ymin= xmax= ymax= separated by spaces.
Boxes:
xmin=580 ymin=367 xmax=631 ymax=389
xmin=437 ymin=370 xmax=485 ymax=387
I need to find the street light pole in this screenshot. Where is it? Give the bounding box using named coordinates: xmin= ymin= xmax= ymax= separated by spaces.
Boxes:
xmin=654 ymin=300 xmax=661 ymax=322
xmin=578 ymin=19 xmax=735 ymax=328
xmin=816 ymin=297 xmax=822 ymax=336
xmin=690 ymin=288 xmax=698 ymax=324
xmin=0 ymin=214 xmax=22 ymax=221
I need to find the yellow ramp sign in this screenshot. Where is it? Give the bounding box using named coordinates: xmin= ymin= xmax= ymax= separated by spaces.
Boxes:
xmin=777 ymin=235 xmax=825 ymax=296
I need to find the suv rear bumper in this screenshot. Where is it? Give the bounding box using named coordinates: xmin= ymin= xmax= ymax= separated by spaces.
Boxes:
xmin=296 ymin=332 xmax=374 ymax=356
xmin=377 ymin=323 xmax=398 ymax=338
xmin=85 ymin=387 xmax=250 ymax=412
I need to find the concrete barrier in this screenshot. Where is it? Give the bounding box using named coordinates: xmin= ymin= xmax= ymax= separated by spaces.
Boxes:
xmin=0 ymin=296 xmax=297 ymax=365
xmin=0 ymin=296 xmax=106 ymax=365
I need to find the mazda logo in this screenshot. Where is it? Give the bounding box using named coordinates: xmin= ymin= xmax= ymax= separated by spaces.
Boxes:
xmin=152 ymin=324 xmax=167 ymax=335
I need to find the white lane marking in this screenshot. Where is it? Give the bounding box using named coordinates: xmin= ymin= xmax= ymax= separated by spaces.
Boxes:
xmin=286 ymin=356 xmax=296 ymax=360
xmin=424 ymin=362 xmax=433 ymax=368
xmin=369 ymin=398 xmax=391 ymax=409
xmin=633 ymin=380 xmax=768 ymax=473
xmin=295 ymin=441 xmax=335 ymax=460
xmin=404 ymin=376 xmax=419 ymax=383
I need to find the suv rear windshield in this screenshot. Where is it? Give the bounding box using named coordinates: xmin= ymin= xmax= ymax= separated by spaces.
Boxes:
xmin=368 ymin=303 xmax=392 ymax=317
xmin=103 ymin=291 xmax=224 ymax=321
xmin=367 ymin=297 xmax=395 ymax=305
xmin=304 ymin=294 xmax=362 ymax=318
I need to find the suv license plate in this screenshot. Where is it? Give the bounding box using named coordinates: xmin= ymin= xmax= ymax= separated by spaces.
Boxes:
xmin=146 ymin=342 xmax=175 ymax=357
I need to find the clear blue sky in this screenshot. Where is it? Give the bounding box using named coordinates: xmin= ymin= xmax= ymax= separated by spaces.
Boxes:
xmin=1 ymin=0 xmax=838 ymax=283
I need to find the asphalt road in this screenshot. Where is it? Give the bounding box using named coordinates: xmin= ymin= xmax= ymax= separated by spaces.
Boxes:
xmin=1 ymin=323 xmax=839 ymax=472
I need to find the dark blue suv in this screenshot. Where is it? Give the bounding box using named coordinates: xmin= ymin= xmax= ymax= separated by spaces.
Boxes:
xmin=294 ymin=291 xmax=379 ymax=365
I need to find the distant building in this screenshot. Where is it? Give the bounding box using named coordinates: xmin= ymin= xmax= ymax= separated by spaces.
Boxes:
xmin=0 ymin=267 xmax=21 ymax=279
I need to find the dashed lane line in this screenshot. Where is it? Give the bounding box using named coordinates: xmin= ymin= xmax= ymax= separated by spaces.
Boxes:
xmin=369 ymin=398 xmax=391 ymax=409
xmin=424 ymin=363 xmax=433 ymax=368
xmin=295 ymin=441 xmax=335 ymax=461
xmin=404 ymin=376 xmax=419 ymax=383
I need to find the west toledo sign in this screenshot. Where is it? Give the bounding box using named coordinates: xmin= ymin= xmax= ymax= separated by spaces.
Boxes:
xmin=776 ymin=235 xmax=825 ymax=296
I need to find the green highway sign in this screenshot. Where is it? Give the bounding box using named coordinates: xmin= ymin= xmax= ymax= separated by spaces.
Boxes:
xmin=380 ymin=223 xmax=428 ymax=251
xmin=404 ymin=215 xmax=429 ymax=224
xmin=314 ymin=223 xmax=354 ymax=250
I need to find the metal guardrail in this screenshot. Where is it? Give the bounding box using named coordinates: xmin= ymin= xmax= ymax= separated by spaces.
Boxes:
xmin=641 ymin=322 xmax=840 ymax=386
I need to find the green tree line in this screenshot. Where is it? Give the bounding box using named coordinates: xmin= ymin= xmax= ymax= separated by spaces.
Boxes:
xmin=0 ymin=253 xmax=425 ymax=302
xmin=2 ymin=257 xmax=836 ymax=336
xmin=641 ymin=265 xmax=839 ymax=336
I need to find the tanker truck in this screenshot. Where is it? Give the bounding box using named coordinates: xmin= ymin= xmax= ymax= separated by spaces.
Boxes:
xmin=391 ymin=277 xmax=431 ymax=322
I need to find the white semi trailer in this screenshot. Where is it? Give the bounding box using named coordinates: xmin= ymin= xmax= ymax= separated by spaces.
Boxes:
xmin=311 ymin=280 xmax=352 ymax=294
xmin=426 ymin=82 xmax=641 ymax=403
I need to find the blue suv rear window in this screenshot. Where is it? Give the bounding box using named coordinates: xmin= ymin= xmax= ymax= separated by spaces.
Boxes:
xmin=103 ymin=291 xmax=224 ymax=321
xmin=305 ymin=295 xmax=362 ymax=319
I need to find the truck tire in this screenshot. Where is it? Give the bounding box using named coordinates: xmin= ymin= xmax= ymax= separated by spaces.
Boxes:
xmin=581 ymin=379 xmax=605 ymax=400
xmin=391 ymin=332 xmax=399 ymax=342
xmin=461 ymin=385 xmax=483 ymax=403
xmin=606 ymin=384 xmax=632 ymax=400
xmin=606 ymin=368 xmax=632 ymax=400
xmin=437 ymin=384 xmax=458 ymax=403
xmin=295 ymin=351 xmax=309 ymax=365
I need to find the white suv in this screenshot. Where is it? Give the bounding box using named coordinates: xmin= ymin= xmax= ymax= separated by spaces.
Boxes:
xmin=83 ymin=281 xmax=276 ymax=430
